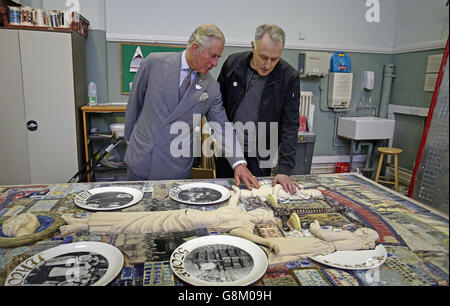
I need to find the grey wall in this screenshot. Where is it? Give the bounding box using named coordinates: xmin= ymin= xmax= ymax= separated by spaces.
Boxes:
xmin=85 ymin=29 xmax=108 ymax=103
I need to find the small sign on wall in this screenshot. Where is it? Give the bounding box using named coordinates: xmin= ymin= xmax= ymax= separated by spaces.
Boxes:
xmin=424 ymin=54 xmax=443 ymax=92
xmin=426 ymin=54 xmax=443 ymax=73
xmin=424 ymin=74 xmax=438 ymax=92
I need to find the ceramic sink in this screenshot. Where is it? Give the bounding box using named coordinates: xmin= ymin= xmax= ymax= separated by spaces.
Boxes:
xmin=337 ymin=116 xmax=395 ymax=140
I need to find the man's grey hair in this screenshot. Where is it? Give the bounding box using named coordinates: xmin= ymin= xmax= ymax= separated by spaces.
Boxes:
xmin=255 ymin=24 xmax=286 ymax=47
xmin=188 ymin=24 xmax=225 ymax=50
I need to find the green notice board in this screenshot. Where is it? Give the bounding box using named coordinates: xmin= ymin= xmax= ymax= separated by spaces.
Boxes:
xmin=121 ymin=43 xmax=186 ymax=94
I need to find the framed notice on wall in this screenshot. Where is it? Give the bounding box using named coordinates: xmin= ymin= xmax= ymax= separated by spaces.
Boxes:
xmin=120 ymin=43 xmax=186 ymax=95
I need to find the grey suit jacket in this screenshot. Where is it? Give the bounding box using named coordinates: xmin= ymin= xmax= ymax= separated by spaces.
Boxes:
xmin=124 ymin=51 xmax=242 ymax=180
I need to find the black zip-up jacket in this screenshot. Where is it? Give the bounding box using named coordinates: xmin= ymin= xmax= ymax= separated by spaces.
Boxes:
xmin=217 ymin=51 xmax=300 ymax=175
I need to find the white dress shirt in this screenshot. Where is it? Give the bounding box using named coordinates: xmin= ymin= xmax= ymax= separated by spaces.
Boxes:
xmin=180 ymin=51 xmax=196 ymax=86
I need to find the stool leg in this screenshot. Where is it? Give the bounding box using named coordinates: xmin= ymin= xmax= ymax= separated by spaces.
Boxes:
xmin=375 ymin=153 xmax=384 ymax=183
xmin=394 ymin=153 xmax=399 ymax=191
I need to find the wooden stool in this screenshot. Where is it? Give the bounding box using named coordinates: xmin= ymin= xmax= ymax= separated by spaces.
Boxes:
xmin=375 ymin=147 xmax=403 ymax=191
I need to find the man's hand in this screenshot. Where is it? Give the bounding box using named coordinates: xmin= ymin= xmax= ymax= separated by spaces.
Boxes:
xmin=234 ymin=164 xmax=261 ymax=190
xmin=272 ymin=174 xmax=301 ymax=194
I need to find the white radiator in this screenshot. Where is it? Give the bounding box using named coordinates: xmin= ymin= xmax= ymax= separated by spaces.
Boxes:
xmin=300 ymin=91 xmax=314 ymax=130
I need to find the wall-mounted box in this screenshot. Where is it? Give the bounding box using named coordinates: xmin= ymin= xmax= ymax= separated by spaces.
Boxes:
xmin=328 ymin=72 xmax=353 ymax=108
xmin=299 ymin=51 xmax=329 ymax=78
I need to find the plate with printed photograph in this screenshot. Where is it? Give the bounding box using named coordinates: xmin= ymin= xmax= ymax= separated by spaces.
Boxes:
xmin=170 ymin=235 xmax=268 ymax=286
xmin=5 ymin=241 xmax=124 ymax=286
xmin=74 ymin=186 xmax=143 ymax=211
xmin=169 ymin=183 xmax=230 ymax=205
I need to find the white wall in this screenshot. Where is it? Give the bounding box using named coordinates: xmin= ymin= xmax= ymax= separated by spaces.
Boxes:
xmin=394 ymin=0 xmax=448 ymax=51
xmin=41 ymin=0 xmax=106 ymax=31
xmin=105 ymin=0 xmax=398 ymax=52
xmin=16 ymin=0 xmax=448 ymax=52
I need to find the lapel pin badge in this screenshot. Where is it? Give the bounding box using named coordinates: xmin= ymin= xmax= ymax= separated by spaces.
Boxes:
xmin=233 ymin=82 xmax=238 ymax=87
xmin=199 ymin=92 xmax=209 ymax=101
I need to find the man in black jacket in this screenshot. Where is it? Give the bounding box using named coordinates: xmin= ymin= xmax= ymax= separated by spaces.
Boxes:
xmin=216 ymin=24 xmax=301 ymax=194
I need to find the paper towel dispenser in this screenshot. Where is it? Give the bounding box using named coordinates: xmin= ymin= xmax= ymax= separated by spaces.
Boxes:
xmin=299 ymin=51 xmax=329 ymax=78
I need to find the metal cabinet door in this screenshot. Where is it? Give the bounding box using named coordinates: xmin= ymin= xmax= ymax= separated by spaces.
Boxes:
xmin=19 ymin=30 xmax=79 ymax=184
xmin=0 ymin=29 xmax=31 ymax=185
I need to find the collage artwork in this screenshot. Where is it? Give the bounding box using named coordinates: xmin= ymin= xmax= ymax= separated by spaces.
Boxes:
xmin=0 ymin=173 xmax=448 ymax=286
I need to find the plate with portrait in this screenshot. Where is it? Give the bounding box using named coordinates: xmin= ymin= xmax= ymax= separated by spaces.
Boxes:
xmin=5 ymin=241 xmax=124 ymax=286
xmin=169 ymin=183 xmax=230 ymax=205
xmin=170 ymin=235 xmax=268 ymax=286
xmin=74 ymin=186 xmax=143 ymax=211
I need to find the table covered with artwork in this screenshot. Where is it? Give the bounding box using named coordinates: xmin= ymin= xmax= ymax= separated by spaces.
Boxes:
xmin=0 ymin=173 xmax=448 ymax=287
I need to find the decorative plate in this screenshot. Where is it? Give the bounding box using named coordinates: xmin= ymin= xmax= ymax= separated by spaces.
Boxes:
xmin=309 ymin=244 xmax=388 ymax=270
xmin=5 ymin=241 xmax=124 ymax=286
xmin=74 ymin=186 xmax=143 ymax=210
xmin=169 ymin=183 xmax=230 ymax=205
xmin=170 ymin=235 xmax=268 ymax=286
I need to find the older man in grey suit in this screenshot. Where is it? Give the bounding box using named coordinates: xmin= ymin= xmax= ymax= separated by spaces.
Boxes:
xmin=124 ymin=24 xmax=259 ymax=190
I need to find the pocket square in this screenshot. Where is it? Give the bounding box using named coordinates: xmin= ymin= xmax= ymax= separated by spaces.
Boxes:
xmin=199 ymin=92 xmax=209 ymax=102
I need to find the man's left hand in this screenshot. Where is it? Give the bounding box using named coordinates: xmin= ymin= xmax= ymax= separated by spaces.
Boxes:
xmin=234 ymin=164 xmax=261 ymax=190
xmin=272 ymin=174 xmax=301 ymax=194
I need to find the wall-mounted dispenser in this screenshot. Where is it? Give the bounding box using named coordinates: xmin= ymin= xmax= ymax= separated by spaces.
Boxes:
xmin=363 ymin=71 xmax=375 ymax=90
xmin=330 ymin=52 xmax=351 ymax=73
xmin=299 ymin=51 xmax=329 ymax=78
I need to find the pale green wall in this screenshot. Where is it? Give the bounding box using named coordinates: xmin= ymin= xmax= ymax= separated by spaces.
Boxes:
xmin=391 ymin=50 xmax=444 ymax=108
xmin=390 ymin=48 xmax=445 ymax=169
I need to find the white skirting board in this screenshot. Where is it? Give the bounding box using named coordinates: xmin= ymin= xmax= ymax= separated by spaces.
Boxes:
xmin=387 ymin=166 xmax=413 ymax=186
xmin=311 ymin=155 xmax=413 ymax=187
xmin=310 ymin=155 xmax=366 ymax=174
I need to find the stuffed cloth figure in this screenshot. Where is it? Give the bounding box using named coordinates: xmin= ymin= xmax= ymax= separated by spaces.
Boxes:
xmin=60 ymin=185 xmax=379 ymax=264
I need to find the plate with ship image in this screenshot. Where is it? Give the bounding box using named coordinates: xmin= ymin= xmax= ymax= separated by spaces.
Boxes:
xmin=74 ymin=186 xmax=143 ymax=211
xmin=170 ymin=235 xmax=268 ymax=286
xmin=169 ymin=183 xmax=230 ymax=205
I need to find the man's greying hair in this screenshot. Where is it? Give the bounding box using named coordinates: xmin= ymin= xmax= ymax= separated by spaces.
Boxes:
xmin=188 ymin=24 xmax=225 ymax=50
xmin=255 ymin=24 xmax=286 ymax=47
